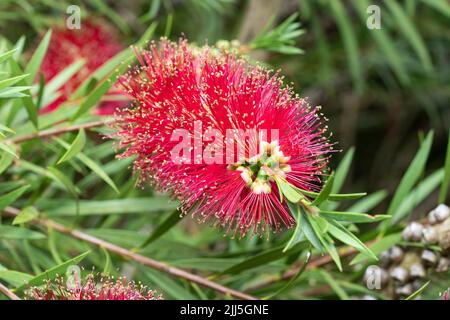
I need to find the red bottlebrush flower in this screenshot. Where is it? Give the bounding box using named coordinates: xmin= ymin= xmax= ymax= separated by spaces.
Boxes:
xmin=26 ymin=273 xmax=161 ymax=300
xmin=115 ymin=39 xmax=331 ymax=237
xmin=38 ymin=20 xmax=125 ymax=114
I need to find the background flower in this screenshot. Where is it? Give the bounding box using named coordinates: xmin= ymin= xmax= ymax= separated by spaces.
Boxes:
xmin=26 ymin=273 xmax=161 ymax=300
xmin=37 ymin=20 xmax=125 ymax=114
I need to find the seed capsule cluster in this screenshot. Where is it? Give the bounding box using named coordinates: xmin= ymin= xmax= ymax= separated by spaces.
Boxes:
xmin=361 ymin=204 xmax=450 ymax=299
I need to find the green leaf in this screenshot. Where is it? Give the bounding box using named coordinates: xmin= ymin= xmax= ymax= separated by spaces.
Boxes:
xmin=0 ymin=49 xmax=17 ymax=65
xmin=300 ymin=211 xmax=324 ymax=252
xmin=0 ymin=152 xmax=14 ymax=174
xmin=322 ymin=234 xmax=342 ymax=271
xmin=139 ymin=209 xmax=183 ymax=248
xmin=47 ymin=166 xmax=80 ymax=197
xmin=40 ymin=197 xmax=177 ymax=216
xmin=0 ymin=74 xmax=29 ymax=90
xmin=385 ymin=0 xmax=433 ymax=72
xmin=44 ymin=59 xmax=85 ymax=96
xmin=90 ymin=0 xmax=130 ymax=34
xmin=405 ymin=281 xmax=430 ymax=300
xmin=390 ymin=169 xmax=444 ymax=225
xmin=71 ymin=22 xmax=157 ymax=99
xmin=8 ymin=58 xmax=38 ymax=127
xmin=0 ymin=123 xmax=15 ymax=135
xmin=55 ymin=138 xmax=119 ymax=193
xmin=346 ymin=190 xmax=388 ymax=213
xmin=71 ymin=63 xmax=127 ymax=120
xmin=0 ymin=185 xmax=30 ymax=210
xmin=57 ymin=129 xmax=86 ymax=164
xmin=297 ymin=189 xmax=366 ymax=201
xmin=319 ymin=210 xmax=391 ymax=223
xmin=16 ymin=251 xmax=90 ymax=291
xmin=387 ymin=132 xmax=433 ymax=218
xmin=421 ymin=0 xmax=450 ymax=17
xmin=12 ymin=206 xmax=39 ymax=225
xmin=439 ymin=130 xmax=450 ymax=204
xmin=284 ymin=202 xmax=304 ymax=252
xmin=0 ymin=225 xmax=45 ymax=240
xmin=0 ymin=86 xmax=30 ymax=98
xmin=101 ymin=247 xmax=112 ymax=274
xmin=350 ymin=233 xmax=402 ymax=265
xmin=312 ymin=173 xmax=334 ymax=206
xmin=275 ymin=177 xmax=303 ymax=203
xmin=322 ymin=147 xmax=355 ymax=210
xmin=327 ymin=219 xmax=377 ymax=260
xmin=329 ymin=1 xmax=363 ymax=93
xmin=0 ymin=142 xmax=18 ymax=159
xmin=143 ymin=268 xmax=197 ymax=300
xmin=332 ymin=147 xmax=354 ymax=194
xmin=219 ymin=242 xmax=307 ymax=275
xmin=352 ymin=0 xmax=409 ymax=84
xmin=25 ymin=29 xmax=52 ymax=83
xmin=264 ymin=250 xmax=311 ymax=299
xmin=318 ymin=269 xmax=349 ymax=300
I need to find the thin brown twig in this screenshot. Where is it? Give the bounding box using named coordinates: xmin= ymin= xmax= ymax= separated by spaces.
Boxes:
xmin=8 ymin=120 xmax=112 ymax=144
xmin=0 ymin=281 xmax=21 ymax=300
xmin=3 ymin=207 xmax=257 ymax=301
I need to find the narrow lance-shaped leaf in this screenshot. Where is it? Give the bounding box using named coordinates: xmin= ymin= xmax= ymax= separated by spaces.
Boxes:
xmin=319 ymin=210 xmax=391 ymax=223
xmin=0 ymin=225 xmax=46 ymax=240
xmin=326 ymin=219 xmax=377 ymax=260
xmin=0 ymin=142 xmax=18 ymax=159
xmin=0 ymin=49 xmax=17 ymax=65
xmin=390 ymin=169 xmax=444 ymax=225
xmin=329 ymin=1 xmax=363 ymax=93
xmin=386 ymin=131 xmax=433 ymax=219
xmin=25 ymin=29 xmax=52 ymax=83
xmin=219 ymin=241 xmax=308 ymax=276
xmin=350 ymin=233 xmax=402 ymax=265
xmin=0 ymin=152 xmax=14 ymax=175
xmin=57 ymin=128 xmax=86 ymax=164
xmin=54 ymin=138 xmax=119 ymax=193
xmin=0 ymin=74 xmax=29 ymax=90
xmin=12 ymin=206 xmax=39 ymax=225
xmin=0 ymin=185 xmax=30 ymax=211
xmin=385 ymin=0 xmax=433 ymax=72
xmin=346 ymin=190 xmax=388 ymax=213
xmin=312 ymin=173 xmax=334 ymax=206
xmin=284 ymin=201 xmax=304 ymax=252
xmin=16 ymin=251 xmax=91 ymax=291
xmin=139 ymin=209 xmax=183 ymax=249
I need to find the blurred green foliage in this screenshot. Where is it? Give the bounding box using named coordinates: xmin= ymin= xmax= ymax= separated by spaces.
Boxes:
xmin=0 ymin=0 xmax=449 ymax=300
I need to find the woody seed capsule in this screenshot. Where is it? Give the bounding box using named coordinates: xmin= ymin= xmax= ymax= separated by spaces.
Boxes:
xmin=389 ymin=246 xmax=404 ymax=263
xmin=422 ymin=226 xmax=438 ymax=244
xmin=421 ymin=250 xmax=438 ymax=265
xmin=409 ymin=263 xmax=426 ymax=278
xmin=436 ymin=257 xmax=450 ymax=273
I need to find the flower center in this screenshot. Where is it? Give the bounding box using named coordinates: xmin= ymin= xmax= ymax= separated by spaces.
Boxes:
xmin=229 ymin=141 xmax=291 ymax=194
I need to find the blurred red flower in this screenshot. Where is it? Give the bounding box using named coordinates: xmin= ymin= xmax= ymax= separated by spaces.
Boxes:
xmin=38 ymin=20 xmax=125 ymax=114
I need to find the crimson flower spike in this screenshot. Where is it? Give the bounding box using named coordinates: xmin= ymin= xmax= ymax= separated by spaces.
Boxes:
xmin=114 ymin=38 xmax=332 ymax=238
